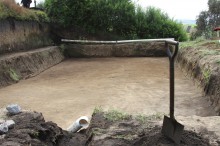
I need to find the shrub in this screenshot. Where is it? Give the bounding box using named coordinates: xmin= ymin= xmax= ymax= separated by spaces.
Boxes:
xmin=45 ymin=0 xmax=187 ymax=41
xmin=0 ymin=0 xmax=49 ymax=22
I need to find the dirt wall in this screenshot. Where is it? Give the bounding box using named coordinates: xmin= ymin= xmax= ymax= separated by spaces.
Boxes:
xmin=64 ymin=42 xmax=167 ymax=57
xmin=0 ymin=19 xmax=53 ymax=55
xmin=177 ymin=42 xmax=220 ymax=115
xmin=0 ymin=46 xmax=64 ymax=88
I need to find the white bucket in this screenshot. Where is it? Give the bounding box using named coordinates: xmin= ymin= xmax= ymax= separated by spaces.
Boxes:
xmin=67 ymin=116 xmax=90 ymax=133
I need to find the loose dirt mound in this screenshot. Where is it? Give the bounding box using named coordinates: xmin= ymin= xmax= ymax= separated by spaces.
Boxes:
xmin=0 ymin=111 xmax=87 ymax=146
xmin=0 ymin=110 xmax=219 ymax=146
xmin=87 ymin=112 xmax=216 ymax=146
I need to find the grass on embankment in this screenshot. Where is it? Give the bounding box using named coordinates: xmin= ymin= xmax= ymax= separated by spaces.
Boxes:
xmin=180 ymin=39 xmax=219 ymax=48
xmin=180 ymin=40 xmax=220 ymax=62
xmin=178 ymin=40 xmax=220 ymax=114
xmin=93 ymin=106 xmax=163 ymax=123
xmin=0 ymin=0 xmax=49 ymax=22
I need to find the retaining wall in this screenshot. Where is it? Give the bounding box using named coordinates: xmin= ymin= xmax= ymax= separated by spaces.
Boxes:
xmin=0 ymin=19 xmax=52 ymax=55
xmin=177 ymin=45 xmax=220 ymax=115
xmin=64 ymin=42 xmax=167 ymax=57
xmin=0 ymin=46 xmax=64 ymax=88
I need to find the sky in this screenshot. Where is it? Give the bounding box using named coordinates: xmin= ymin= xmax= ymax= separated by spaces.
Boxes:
xmin=133 ymin=0 xmax=208 ymax=20
xmin=15 ymin=0 xmax=43 ymax=7
xmin=16 ymin=0 xmax=208 ymax=20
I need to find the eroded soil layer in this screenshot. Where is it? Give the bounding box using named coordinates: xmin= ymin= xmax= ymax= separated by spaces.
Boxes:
xmin=178 ymin=41 xmax=220 ymax=115
xmin=64 ymin=42 xmax=166 ymax=57
xmin=0 ymin=46 xmax=64 ymax=88
xmin=0 ymin=58 xmax=215 ymax=129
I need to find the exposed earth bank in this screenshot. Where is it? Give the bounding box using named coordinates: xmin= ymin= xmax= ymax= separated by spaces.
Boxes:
xmin=178 ymin=41 xmax=220 ymax=115
xmin=0 ymin=109 xmax=219 ymax=146
xmin=0 ymin=46 xmax=64 ymax=88
xmin=64 ymin=42 xmax=167 ymax=57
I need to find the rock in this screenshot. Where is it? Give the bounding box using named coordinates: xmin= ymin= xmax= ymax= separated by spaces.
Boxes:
xmin=6 ymin=104 xmax=21 ymax=115
xmin=0 ymin=134 xmax=5 ymax=139
xmin=5 ymin=120 xmax=15 ymax=129
xmin=0 ymin=122 xmax=8 ymax=134
xmin=0 ymin=120 xmax=15 ymax=134
xmin=0 ymin=120 xmax=4 ymax=124
xmin=1 ymin=141 xmax=21 ymax=146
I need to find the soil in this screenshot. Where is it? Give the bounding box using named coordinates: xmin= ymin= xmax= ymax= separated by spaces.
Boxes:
xmin=0 ymin=58 xmax=216 ymax=129
xmin=0 ymin=110 xmax=219 ymax=146
xmin=87 ymin=112 xmax=220 ymax=146
xmin=65 ymin=42 xmax=166 ymax=57
xmin=178 ymin=41 xmax=220 ymax=114
xmin=0 ymin=111 xmax=87 ymax=146
xmin=0 ymin=46 xmax=64 ymax=87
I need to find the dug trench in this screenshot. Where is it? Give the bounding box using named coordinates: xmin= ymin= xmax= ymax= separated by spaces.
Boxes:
xmin=0 ymin=41 xmax=220 ymax=145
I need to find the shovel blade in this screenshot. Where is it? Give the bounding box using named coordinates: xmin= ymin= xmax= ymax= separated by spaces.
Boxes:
xmin=162 ymin=115 xmax=184 ymax=144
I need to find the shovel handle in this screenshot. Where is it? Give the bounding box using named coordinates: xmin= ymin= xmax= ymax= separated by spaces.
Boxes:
xmin=165 ymin=41 xmax=179 ymax=119
xmin=165 ymin=41 xmax=179 ymax=61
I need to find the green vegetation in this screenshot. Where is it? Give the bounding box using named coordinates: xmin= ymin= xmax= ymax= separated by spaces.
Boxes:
xmin=195 ymin=0 xmax=220 ymax=39
xmin=112 ymin=134 xmax=134 ymax=140
xmin=93 ymin=107 xmax=163 ymax=123
xmin=180 ymin=40 xmax=205 ymax=48
xmin=202 ymin=69 xmax=211 ymax=84
xmin=135 ymin=113 xmax=163 ymax=124
xmin=93 ymin=106 xmax=104 ymax=114
xmin=91 ymin=128 xmax=107 ymax=135
xmin=104 ymin=109 xmax=130 ymax=122
xmin=180 ymin=40 xmax=218 ymax=48
xmin=93 ymin=107 xmax=131 ymax=122
xmin=199 ymin=49 xmax=220 ymax=56
xmin=8 ymin=68 xmax=20 ymax=81
xmin=45 ymin=0 xmax=187 ymax=41
xmin=216 ymin=59 xmax=220 ymax=64
xmin=31 ymin=131 xmax=39 ymax=138
xmin=0 ymin=0 xmax=49 ymax=22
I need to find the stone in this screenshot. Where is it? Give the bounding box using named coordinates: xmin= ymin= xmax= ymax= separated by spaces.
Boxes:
xmin=5 ymin=120 xmax=15 ymax=129
xmin=0 ymin=122 xmax=8 ymax=134
xmin=0 ymin=134 xmax=5 ymax=139
xmin=6 ymin=104 xmax=21 ymax=115
xmin=0 ymin=120 xmax=4 ymax=124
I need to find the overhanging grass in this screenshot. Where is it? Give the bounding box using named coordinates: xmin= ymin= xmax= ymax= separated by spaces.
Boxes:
xmin=104 ymin=109 xmax=130 ymax=122
xmin=202 ymin=69 xmax=211 ymax=84
xmin=216 ymin=59 xmax=220 ymax=64
xmin=135 ymin=113 xmax=163 ymax=124
xmin=0 ymin=0 xmax=49 ymax=22
xmin=93 ymin=107 xmax=131 ymax=122
xmin=180 ymin=40 xmax=219 ymax=49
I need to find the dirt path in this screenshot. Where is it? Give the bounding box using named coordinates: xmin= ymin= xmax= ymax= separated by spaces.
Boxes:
xmin=0 ymin=58 xmax=216 ymax=129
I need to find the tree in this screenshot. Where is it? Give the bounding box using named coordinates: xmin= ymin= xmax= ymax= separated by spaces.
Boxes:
xmin=44 ymin=0 xmax=187 ymax=41
xmin=196 ymin=11 xmax=210 ymax=37
xmin=196 ymin=0 xmax=220 ymax=38
xmin=36 ymin=2 xmax=45 ymax=9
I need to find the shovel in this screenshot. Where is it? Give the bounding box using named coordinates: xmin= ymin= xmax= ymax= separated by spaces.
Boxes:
xmin=161 ymin=41 xmax=184 ymax=144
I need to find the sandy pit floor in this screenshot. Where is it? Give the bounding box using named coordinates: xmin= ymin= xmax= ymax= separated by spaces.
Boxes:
xmin=0 ymin=58 xmax=216 ymax=129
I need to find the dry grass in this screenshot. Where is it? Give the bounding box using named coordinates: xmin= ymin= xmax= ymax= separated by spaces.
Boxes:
xmin=0 ymin=0 xmax=49 ymax=22
xmin=1 ymin=0 xmax=23 ymax=14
